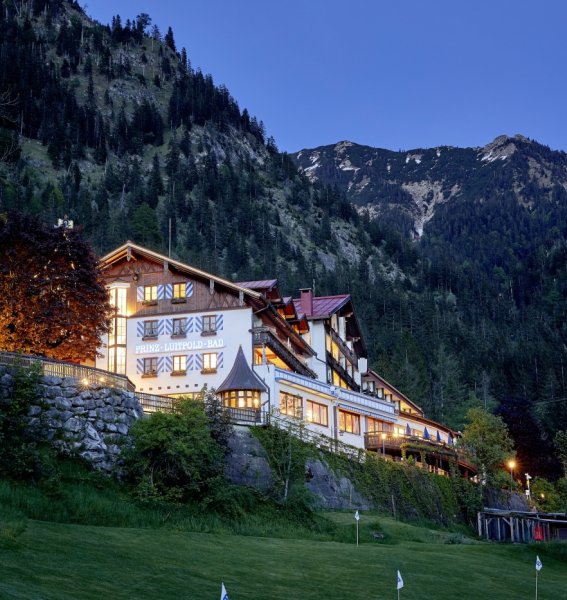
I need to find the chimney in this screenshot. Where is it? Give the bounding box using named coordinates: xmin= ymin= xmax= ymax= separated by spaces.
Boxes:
xmin=300 ymin=288 xmax=313 ymax=316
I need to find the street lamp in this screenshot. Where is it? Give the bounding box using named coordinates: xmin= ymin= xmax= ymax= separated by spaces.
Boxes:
xmin=508 ymin=460 xmax=516 ymax=487
xmin=381 ymin=432 xmax=386 ymax=456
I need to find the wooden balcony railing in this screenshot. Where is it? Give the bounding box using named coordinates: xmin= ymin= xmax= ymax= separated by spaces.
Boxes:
xmin=252 ymin=327 xmax=317 ymax=379
xmin=326 ymin=352 xmax=359 ymax=391
xmin=364 ymin=431 xmax=476 ymax=471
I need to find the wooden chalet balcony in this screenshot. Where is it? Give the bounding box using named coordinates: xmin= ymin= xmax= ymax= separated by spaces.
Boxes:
xmin=328 ymin=327 xmax=358 ymax=368
xmin=364 ymin=432 xmax=477 ymax=476
xmin=326 ymin=352 xmax=359 ymax=391
xmin=252 ymin=327 xmax=317 ymax=379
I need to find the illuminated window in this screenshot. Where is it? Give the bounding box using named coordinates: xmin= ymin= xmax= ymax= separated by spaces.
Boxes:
xmin=172 ymin=318 xmax=186 ymax=336
xmin=108 ymin=285 xmax=128 ymax=374
xmin=280 ymin=392 xmax=302 ymax=418
xmin=202 ymin=353 xmax=217 ymax=373
xmin=143 ymin=320 xmax=158 ymax=338
xmin=144 ymin=285 xmax=158 ymax=302
xmin=143 ymin=357 xmax=158 ymax=377
xmin=109 ymin=287 xmax=127 ymax=316
xmin=172 ymin=283 xmax=186 ymax=299
xmin=367 ymin=418 xmax=391 ymax=433
xmin=108 ymin=347 xmax=126 ymax=375
xmin=202 ymin=315 xmax=217 ymax=334
xmin=172 ymin=355 xmax=187 ymax=374
xmin=306 ymin=400 xmax=328 ymax=426
xmin=339 ymin=410 xmax=360 ymax=435
xmin=222 ymin=390 xmax=261 ymax=409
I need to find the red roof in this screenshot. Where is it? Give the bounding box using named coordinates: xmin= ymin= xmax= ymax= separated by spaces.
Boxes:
xmin=293 ymin=294 xmax=350 ymax=319
xmin=237 ymin=279 xmax=278 ymax=292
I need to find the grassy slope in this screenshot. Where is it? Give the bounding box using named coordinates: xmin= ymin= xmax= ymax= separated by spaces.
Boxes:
xmin=1 ymin=514 xmax=565 ymax=599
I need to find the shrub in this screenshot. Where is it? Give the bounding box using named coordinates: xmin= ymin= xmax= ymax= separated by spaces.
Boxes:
xmin=0 ymin=364 xmax=57 ymax=481
xmin=122 ymin=399 xmax=225 ymax=504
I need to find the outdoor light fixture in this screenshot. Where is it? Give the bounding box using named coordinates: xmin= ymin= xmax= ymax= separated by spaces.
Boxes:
xmin=508 ymin=460 xmax=516 ymax=486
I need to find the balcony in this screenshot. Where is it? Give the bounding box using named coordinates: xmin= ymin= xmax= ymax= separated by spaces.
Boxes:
xmin=364 ymin=432 xmax=477 ymax=477
xmin=326 ymin=352 xmax=359 ymax=392
xmin=252 ymin=327 xmax=317 ymax=379
xmin=225 ymin=407 xmax=264 ymax=425
xmin=328 ymin=327 xmax=358 ymax=367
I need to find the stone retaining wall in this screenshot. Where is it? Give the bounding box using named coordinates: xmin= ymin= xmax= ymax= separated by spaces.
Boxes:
xmin=0 ymin=366 xmax=144 ymax=472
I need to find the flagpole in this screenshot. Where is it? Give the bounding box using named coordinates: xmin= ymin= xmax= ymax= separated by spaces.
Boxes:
xmin=535 ymin=569 xmax=538 ymax=600
xmin=356 ymin=519 xmax=359 ymax=547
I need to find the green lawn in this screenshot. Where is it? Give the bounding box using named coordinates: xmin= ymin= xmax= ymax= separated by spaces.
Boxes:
xmin=1 ymin=515 xmax=565 ymax=599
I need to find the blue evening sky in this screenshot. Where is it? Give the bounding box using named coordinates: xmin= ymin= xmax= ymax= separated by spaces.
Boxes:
xmin=84 ymin=1 xmax=567 ymax=153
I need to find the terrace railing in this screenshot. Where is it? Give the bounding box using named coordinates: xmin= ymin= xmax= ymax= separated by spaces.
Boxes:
xmin=268 ymin=411 xmax=366 ymax=463
xmin=0 ymin=351 xmax=135 ymax=391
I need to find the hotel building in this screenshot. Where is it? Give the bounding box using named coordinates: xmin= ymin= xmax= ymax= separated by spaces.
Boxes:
xmin=96 ymin=242 xmax=475 ymax=477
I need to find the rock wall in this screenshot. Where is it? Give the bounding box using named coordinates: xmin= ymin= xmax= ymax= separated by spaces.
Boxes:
xmin=0 ymin=366 xmax=144 ymax=471
xmin=225 ymin=427 xmax=371 ymax=509
xmin=306 ymin=458 xmax=372 ymax=510
xmin=225 ymin=426 xmax=273 ymax=491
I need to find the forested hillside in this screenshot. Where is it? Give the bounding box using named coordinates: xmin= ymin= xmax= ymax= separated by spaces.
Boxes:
xmin=1 ymin=0 xmax=566 ymax=477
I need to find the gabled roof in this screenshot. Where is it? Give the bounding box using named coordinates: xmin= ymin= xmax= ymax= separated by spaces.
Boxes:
xmin=364 ymin=369 xmax=424 ymax=415
xmin=100 ymin=242 xmax=261 ymax=300
xmin=237 ymin=279 xmax=279 ymax=292
xmin=292 ymin=294 xmax=351 ymax=319
xmin=216 ymin=346 xmax=268 ymax=393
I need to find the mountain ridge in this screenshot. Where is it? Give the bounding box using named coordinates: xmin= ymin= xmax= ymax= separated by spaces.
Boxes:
xmin=291 ymin=134 xmax=567 ymax=238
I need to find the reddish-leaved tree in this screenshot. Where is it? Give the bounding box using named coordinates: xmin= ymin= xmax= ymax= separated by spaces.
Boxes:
xmin=0 ymin=212 xmax=111 ymax=362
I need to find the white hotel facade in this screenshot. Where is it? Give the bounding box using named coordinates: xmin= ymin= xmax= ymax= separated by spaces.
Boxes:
xmin=94 ymin=242 xmax=475 ymax=477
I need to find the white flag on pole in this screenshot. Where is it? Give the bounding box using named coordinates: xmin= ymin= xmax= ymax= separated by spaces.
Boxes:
xmin=536 ymin=556 xmax=543 ymax=572
xmin=221 ymin=582 xmax=230 ymax=600
xmin=354 ymin=510 xmax=360 ymax=521
xmin=397 ymin=570 xmax=404 ymax=590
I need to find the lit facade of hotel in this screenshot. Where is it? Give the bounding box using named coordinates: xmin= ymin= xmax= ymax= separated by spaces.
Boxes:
xmin=96 ymin=242 xmax=475 ymax=477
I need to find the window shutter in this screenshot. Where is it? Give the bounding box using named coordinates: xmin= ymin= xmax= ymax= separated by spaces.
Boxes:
xmin=186 ymin=317 xmax=194 ymax=333
xmin=136 ymin=358 xmax=144 ymax=374
xmin=195 ymin=317 xmax=203 ymax=333
xmin=136 ymin=322 xmax=144 ymax=337
xmin=165 ymin=318 xmax=173 ymax=335
xmin=165 ymin=356 xmax=173 ymax=372
xmin=157 ymin=320 xmax=165 ymax=336
xmin=195 ymin=354 xmax=203 ymax=371
xmin=137 ymin=286 xmax=144 ymax=302
xmin=216 ymin=315 xmax=224 ymax=331
xmin=186 ymin=281 xmax=194 ymax=298
xmin=164 ymin=284 xmax=172 ymax=299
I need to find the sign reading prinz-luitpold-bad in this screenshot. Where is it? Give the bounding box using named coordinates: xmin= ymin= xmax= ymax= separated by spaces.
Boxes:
xmin=135 ymin=338 xmax=226 ymax=355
